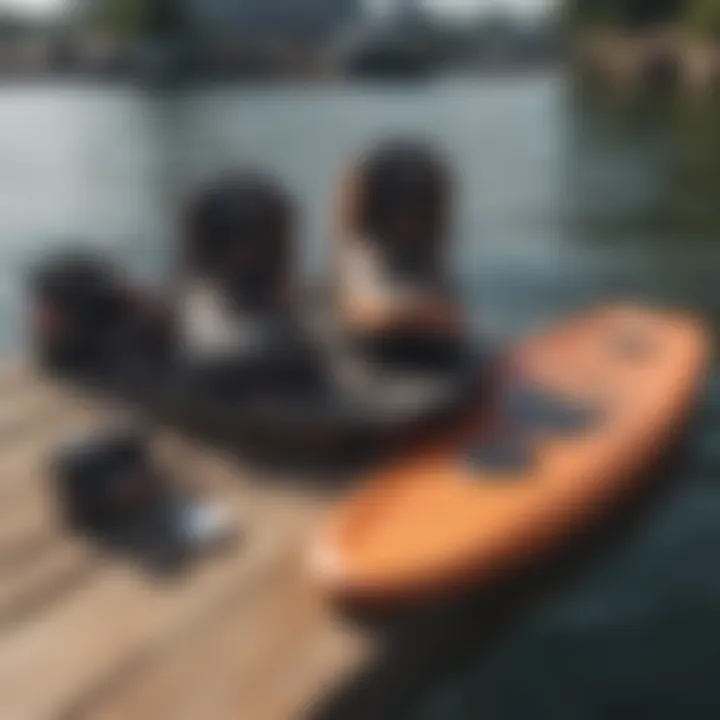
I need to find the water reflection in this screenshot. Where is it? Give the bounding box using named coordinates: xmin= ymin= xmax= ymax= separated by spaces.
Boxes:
xmin=414 ymin=79 xmax=720 ymax=720
xmin=566 ymin=84 xmax=720 ymax=332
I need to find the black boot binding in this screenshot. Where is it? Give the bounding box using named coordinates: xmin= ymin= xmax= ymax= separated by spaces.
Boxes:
xmin=31 ymin=169 xmax=478 ymax=462
xmin=53 ymin=425 xmax=234 ymax=573
xmin=177 ymin=172 xmax=326 ymax=405
xmin=340 ymin=138 xmax=472 ymax=374
xmin=29 ymin=249 xmax=174 ymax=386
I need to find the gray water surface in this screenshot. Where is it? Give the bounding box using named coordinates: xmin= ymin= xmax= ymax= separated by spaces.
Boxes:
xmin=0 ymin=76 xmax=718 ymax=719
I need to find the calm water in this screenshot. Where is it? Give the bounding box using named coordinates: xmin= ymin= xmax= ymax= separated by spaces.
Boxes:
xmin=0 ymin=76 xmax=718 ymax=718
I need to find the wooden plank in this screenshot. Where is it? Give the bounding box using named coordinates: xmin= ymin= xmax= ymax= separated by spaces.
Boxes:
xmin=229 ymin=603 xmax=371 ymax=720
xmin=0 ymin=540 xmax=95 ymax=630
xmin=0 ymin=394 xmax=108 ymax=641
xmin=77 ymin=528 xmax=309 ymax=720
xmin=0 ymin=404 xmax=99 ymax=581
xmin=78 ymin=500 xmax=370 ymax=720
xmin=0 ymin=405 xmax=98 ymax=513
xmin=0 ymin=402 xmax=106 ymax=599
xmin=0 ymin=366 xmax=380 ymax=720
xmin=0 ymin=360 xmax=39 ymax=399
xmin=0 ymin=466 xmax=317 ymax=720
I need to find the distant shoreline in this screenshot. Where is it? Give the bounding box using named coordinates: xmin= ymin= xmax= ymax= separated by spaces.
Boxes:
xmin=573 ymin=28 xmax=720 ymax=92
xmin=0 ymin=63 xmax=563 ymax=89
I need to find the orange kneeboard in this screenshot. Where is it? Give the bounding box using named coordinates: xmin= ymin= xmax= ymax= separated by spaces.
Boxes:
xmin=309 ymin=305 xmax=710 ymax=605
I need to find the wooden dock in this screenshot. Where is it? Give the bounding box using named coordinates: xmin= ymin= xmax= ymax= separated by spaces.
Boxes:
xmin=0 ymin=359 xmax=681 ymax=720
xmin=0 ymin=362 xmax=547 ymax=720
xmin=0 ymin=362 xmax=376 ymax=720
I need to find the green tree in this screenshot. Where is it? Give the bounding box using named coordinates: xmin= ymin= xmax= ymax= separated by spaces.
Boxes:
xmin=567 ymin=0 xmax=683 ymax=28
xmin=567 ymin=0 xmax=630 ymax=27
xmin=685 ymin=0 xmax=720 ymax=35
